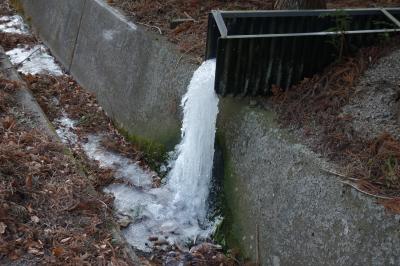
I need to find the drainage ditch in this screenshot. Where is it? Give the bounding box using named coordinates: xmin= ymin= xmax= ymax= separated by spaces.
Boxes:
xmin=0 ymin=10 xmax=235 ymax=265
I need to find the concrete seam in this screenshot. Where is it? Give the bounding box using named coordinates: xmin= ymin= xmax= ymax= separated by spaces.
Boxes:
xmin=68 ymin=0 xmax=88 ymax=72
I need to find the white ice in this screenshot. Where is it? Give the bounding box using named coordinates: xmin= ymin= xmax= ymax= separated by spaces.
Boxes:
xmin=105 ymin=60 xmax=220 ymax=251
xmin=0 ymin=15 xmax=29 ymax=34
xmin=83 ymin=135 xmax=154 ymax=188
xmin=6 ymin=45 xmax=63 ymax=76
xmin=55 ymin=114 xmax=78 ymax=145
xmin=50 ymin=61 xmax=220 ymax=252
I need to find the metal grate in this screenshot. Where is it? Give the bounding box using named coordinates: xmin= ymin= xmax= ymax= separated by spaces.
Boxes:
xmin=205 ymin=8 xmax=400 ymax=96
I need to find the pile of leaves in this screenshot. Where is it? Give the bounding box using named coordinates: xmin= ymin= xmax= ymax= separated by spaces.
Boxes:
xmin=0 ymin=32 xmax=37 ymax=51
xmin=271 ymin=38 xmax=400 ymax=206
xmin=0 ymin=78 xmax=133 ymax=264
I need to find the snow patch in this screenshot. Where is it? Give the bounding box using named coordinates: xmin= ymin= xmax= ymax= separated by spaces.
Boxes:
xmin=83 ymin=135 xmax=154 ymax=188
xmin=0 ymin=15 xmax=29 ymax=34
xmin=55 ymin=115 xmax=78 ymax=145
xmin=6 ymin=45 xmax=63 ymax=76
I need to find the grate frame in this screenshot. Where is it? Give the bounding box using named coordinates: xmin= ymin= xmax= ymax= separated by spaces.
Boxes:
xmin=205 ymin=8 xmax=400 ymax=96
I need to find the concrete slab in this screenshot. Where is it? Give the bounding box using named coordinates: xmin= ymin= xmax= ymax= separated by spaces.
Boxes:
xmin=69 ymin=0 xmax=196 ymax=149
xmin=0 ymin=46 xmax=58 ymax=140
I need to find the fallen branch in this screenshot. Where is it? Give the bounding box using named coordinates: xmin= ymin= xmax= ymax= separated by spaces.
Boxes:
xmin=339 ymin=180 xmax=395 ymax=200
xmin=15 ymin=47 xmax=40 ymax=66
xmin=322 ymin=168 xmax=397 ymax=200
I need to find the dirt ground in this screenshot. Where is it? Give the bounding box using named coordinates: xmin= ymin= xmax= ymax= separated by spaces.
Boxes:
xmin=110 ymin=0 xmax=400 ymax=60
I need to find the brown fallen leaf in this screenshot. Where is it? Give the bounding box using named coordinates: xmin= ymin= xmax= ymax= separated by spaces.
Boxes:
xmin=0 ymin=222 xmax=7 ymax=234
xmin=60 ymin=237 xmax=72 ymax=243
xmin=52 ymin=246 xmax=64 ymax=257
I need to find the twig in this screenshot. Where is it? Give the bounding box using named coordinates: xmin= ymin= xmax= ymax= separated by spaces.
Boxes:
xmin=174 ymin=55 xmax=183 ymax=69
xmin=321 ymin=168 xmax=358 ymax=181
xmin=174 ymin=43 xmax=203 ymax=69
xmin=322 ymin=168 xmax=396 ymax=200
xmin=136 ymin=22 xmax=162 ymax=35
xmin=15 ymin=47 xmax=41 ymax=66
xmin=339 ymin=180 xmax=395 ymax=200
xmin=97 ymin=199 xmax=109 ymax=209
xmin=2 ymin=47 xmax=41 ymax=71
xmin=184 ymin=11 xmax=198 ymax=23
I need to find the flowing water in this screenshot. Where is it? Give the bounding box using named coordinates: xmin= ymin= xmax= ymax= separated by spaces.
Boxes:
xmin=90 ymin=60 xmax=219 ymax=251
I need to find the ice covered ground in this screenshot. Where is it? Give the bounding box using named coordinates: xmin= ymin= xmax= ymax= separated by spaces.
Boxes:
xmin=1 ymin=15 xmax=63 ymax=76
xmin=0 ymin=15 xmax=29 ymax=34
xmin=6 ymin=45 xmax=63 ymax=76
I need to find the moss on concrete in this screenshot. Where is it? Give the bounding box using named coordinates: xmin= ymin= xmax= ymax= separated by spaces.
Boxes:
xmin=215 ymin=97 xmax=297 ymax=260
xmin=117 ymin=126 xmax=168 ymax=171
xmin=10 ymin=0 xmax=33 ymax=27
xmin=214 ymin=130 xmax=254 ymax=259
xmin=10 ymin=0 xmax=24 ymax=14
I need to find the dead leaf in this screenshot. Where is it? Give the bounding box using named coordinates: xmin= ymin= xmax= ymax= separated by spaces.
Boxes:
xmin=60 ymin=237 xmax=72 ymax=243
xmin=0 ymin=222 xmax=7 ymax=234
xmin=52 ymin=246 xmax=64 ymax=257
xmin=31 ymin=215 xmax=40 ymax=223
xmin=27 ymin=247 xmax=44 ymax=256
xmin=25 ymin=175 xmax=32 ymax=189
xmin=379 ymin=198 xmax=400 ymax=214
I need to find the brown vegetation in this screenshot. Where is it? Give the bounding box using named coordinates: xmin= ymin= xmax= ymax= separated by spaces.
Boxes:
xmin=0 ymin=78 xmax=134 ymax=264
xmin=0 ymin=32 xmax=37 ymax=51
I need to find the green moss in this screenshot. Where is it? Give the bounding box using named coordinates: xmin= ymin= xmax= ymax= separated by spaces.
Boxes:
xmin=10 ymin=0 xmax=25 ymax=16
xmin=10 ymin=0 xmax=33 ymax=27
xmin=212 ymin=131 xmax=248 ymax=258
xmin=117 ymin=127 xmax=168 ymax=171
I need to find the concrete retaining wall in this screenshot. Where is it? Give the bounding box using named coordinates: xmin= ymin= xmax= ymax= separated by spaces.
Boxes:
xmin=20 ymin=0 xmax=196 ymax=150
xmin=18 ymin=1 xmax=400 ymax=265
xmin=218 ymin=97 xmax=400 ymax=265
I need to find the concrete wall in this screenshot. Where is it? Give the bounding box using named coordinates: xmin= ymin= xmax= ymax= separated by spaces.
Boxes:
xmin=19 ymin=0 xmax=196 ymax=150
xmin=18 ymin=1 xmax=400 ymax=265
xmin=218 ymin=97 xmax=400 ymax=265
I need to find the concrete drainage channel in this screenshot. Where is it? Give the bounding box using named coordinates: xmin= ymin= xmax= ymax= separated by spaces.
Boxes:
xmin=10 ymin=0 xmax=400 ymax=265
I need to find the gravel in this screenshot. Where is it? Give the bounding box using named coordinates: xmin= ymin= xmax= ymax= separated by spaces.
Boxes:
xmin=342 ymin=48 xmax=400 ymax=140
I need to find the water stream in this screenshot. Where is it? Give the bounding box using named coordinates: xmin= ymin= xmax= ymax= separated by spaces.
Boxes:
xmin=103 ymin=59 xmax=219 ymax=251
